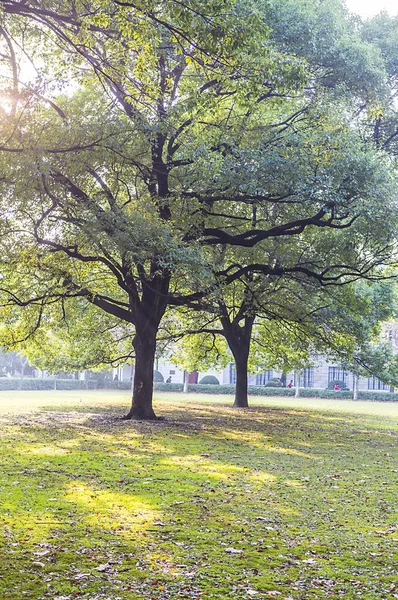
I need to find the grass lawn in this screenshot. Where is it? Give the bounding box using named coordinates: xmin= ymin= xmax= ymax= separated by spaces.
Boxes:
xmin=0 ymin=391 xmax=396 ymax=599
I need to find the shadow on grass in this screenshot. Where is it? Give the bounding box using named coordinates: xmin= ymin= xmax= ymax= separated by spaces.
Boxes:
xmin=0 ymin=400 xmax=396 ymax=599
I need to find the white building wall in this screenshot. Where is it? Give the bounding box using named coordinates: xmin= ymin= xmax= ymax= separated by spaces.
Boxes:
xmin=156 ymin=360 xmax=184 ymax=383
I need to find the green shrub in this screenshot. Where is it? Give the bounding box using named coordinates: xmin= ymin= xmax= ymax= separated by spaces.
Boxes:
xmin=299 ymin=387 xmax=351 ymax=399
xmin=154 ymin=383 xmax=184 ymax=392
xmin=249 ymin=386 xmax=294 ymax=396
xmin=153 ymin=370 xmax=164 ymax=383
xmin=356 ymin=390 xmax=397 ymax=401
xmin=0 ymin=378 xmax=82 ymax=391
xmin=198 ymin=375 xmax=220 ymax=385
xmin=103 ymin=380 xmax=131 ymax=389
xmin=327 ymin=379 xmax=348 ymax=390
xmin=0 ymin=378 xmax=396 ymax=403
xmin=264 ymin=378 xmax=283 ymax=388
xmin=191 ymin=383 xmax=230 ymax=393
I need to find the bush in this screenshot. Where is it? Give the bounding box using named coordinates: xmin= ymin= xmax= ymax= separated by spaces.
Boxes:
xmin=0 ymin=378 xmax=96 ymax=391
xmin=1 ymin=378 xmax=396 ymax=403
xmin=154 ymin=382 xmax=398 ymax=402
xmin=198 ymin=375 xmax=220 ymax=385
xmin=264 ymin=378 xmax=283 ymax=388
xmin=154 ymin=382 xmax=184 ymax=393
xmin=102 ymin=380 xmax=131 ymax=390
xmin=153 ymin=370 xmax=164 ymax=383
xmin=327 ymin=380 xmax=348 ymax=390
xmin=299 ymin=387 xmax=351 ymax=399
xmin=191 ymin=383 xmax=231 ymax=394
xmin=249 ymin=386 xmax=294 ymax=396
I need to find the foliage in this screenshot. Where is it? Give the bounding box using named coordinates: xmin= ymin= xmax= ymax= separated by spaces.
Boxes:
xmin=0 ymin=377 xmax=94 ymax=390
xmin=0 ymin=0 xmax=396 ymax=417
xmin=327 ymin=379 xmax=349 ymax=390
xmin=263 ymin=378 xmax=283 ymax=388
xmin=198 ymin=375 xmax=220 ymax=385
xmin=0 ymin=350 xmax=32 ymax=377
xmin=153 ymin=370 xmax=164 ymax=383
xmin=170 ymin=328 xmax=230 ymax=374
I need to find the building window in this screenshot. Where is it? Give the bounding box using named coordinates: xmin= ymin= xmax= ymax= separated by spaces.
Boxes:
xmin=229 ymin=363 xmax=236 ymax=384
xmin=302 ymin=368 xmax=314 ymax=388
xmin=256 ymin=370 xmax=273 ymax=386
xmin=293 ymin=369 xmax=314 ymax=387
xmin=328 ymin=367 xmax=348 ymax=383
xmin=368 ymin=376 xmax=389 ymax=391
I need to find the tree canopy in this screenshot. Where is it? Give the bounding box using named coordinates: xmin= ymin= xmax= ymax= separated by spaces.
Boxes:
xmin=0 ymin=0 xmax=396 ymax=417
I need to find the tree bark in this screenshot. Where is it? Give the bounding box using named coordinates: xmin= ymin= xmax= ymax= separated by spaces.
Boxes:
xmin=183 ymin=370 xmax=189 ymax=393
xmin=221 ymin=315 xmax=254 ymax=409
xmin=233 ymin=350 xmax=249 ymax=408
xmin=124 ymin=325 xmax=158 ymax=420
xmin=295 ymin=370 xmax=300 ymax=398
xmin=353 ymin=375 xmax=359 ymax=401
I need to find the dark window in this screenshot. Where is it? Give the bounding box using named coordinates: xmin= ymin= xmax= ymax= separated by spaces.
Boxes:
xmin=302 ymin=368 xmax=314 ymax=388
xmin=328 ymin=367 xmax=348 ymax=383
xmin=229 ymin=363 xmax=236 ymax=384
xmin=256 ymin=370 xmax=273 ymax=386
xmin=368 ymin=376 xmax=389 ymax=391
xmin=293 ymin=369 xmax=314 ymax=387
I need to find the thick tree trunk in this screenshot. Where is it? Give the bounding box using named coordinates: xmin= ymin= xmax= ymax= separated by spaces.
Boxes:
xmin=233 ymin=351 xmax=249 ymax=408
xmin=124 ymin=325 xmax=158 ymax=420
xmin=222 ymin=315 xmax=254 ymax=409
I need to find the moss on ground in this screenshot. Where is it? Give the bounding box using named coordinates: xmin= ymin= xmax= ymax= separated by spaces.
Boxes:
xmin=0 ymin=391 xmax=396 ymax=599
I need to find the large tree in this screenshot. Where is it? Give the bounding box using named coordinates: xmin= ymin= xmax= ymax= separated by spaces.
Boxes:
xmin=0 ymin=0 xmax=396 ymax=418
xmin=170 ymin=276 xmax=397 ymax=406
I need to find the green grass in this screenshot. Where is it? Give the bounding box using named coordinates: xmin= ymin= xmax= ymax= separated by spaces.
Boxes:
xmin=0 ymin=391 xmax=396 ymax=599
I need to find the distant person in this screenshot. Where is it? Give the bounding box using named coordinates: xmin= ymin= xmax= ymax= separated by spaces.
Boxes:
xmin=114 ymin=374 xmax=118 ymax=381
xmin=166 ymin=376 xmax=172 ymax=383
xmin=333 ymin=384 xmax=341 ymax=391
xmin=287 ymin=380 xmax=293 ymax=388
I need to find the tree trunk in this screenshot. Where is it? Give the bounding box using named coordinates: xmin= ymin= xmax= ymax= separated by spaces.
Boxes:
xmin=233 ymin=351 xmax=249 ymax=408
xmin=222 ymin=315 xmax=254 ymax=409
xmin=124 ymin=326 xmax=158 ymax=420
xmin=353 ymin=375 xmax=359 ymax=401
xmin=295 ymin=370 xmax=300 ymax=398
xmin=183 ymin=370 xmax=189 ymax=393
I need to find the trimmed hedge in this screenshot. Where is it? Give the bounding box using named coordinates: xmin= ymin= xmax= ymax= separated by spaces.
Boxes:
xmin=1 ymin=379 xmax=396 ymax=402
xmin=264 ymin=378 xmax=283 ymax=388
xmin=198 ymin=375 xmax=220 ymax=385
xmin=0 ymin=378 xmax=96 ymax=391
xmin=154 ymin=383 xmax=184 ymax=392
xmin=0 ymin=378 xmax=132 ymax=391
xmin=153 ymin=370 xmax=164 ymax=383
xmin=153 ymin=382 xmax=398 ymax=401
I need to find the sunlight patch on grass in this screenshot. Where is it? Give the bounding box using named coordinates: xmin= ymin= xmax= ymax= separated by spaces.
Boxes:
xmin=0 ymin=390 xmax=396 ymax=599
xmin=18 ymin=443 xmax=73 ymax=456
xmin=261 ymin=444 xmax=320 ymax=460
xmin=161 ymin=454 xmax=248 ymax=479
xmin=248 ymin=470 xmax=277 ymax=484
xmin=64 ymin=482 xmax=161 ymax=531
